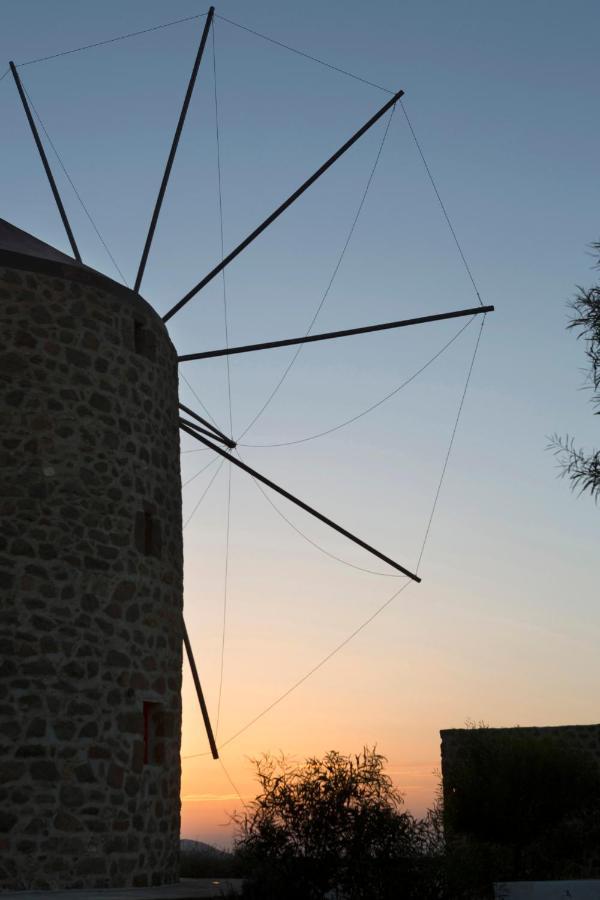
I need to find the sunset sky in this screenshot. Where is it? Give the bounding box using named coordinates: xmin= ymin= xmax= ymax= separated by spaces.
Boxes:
xmin=3 ymin=0 xmax=599 ymax=847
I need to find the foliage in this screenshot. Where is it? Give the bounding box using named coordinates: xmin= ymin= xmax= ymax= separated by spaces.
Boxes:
xmin=233 ymin=747 xmax=440 ymax=899
xmin=549 ymin=239 xmax=600 ymax=501
xmin=179 ymin=842 xmax=243 ymax=878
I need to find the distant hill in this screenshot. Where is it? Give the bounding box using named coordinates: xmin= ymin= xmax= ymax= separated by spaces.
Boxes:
xmin=180 ymin=839 xmax=241 ymax=877
xmin=180 ymin=839 xmax=232 ymax=859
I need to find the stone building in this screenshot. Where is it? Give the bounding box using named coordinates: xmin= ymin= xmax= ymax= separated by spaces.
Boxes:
xmin=440 ymin=722 xmax=600 ymax=812
xmin=0 ymin=219 xmax=184 ymax=889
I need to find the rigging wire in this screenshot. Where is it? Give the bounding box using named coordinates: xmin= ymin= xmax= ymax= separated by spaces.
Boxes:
xmin=0 ymin=69 xmax=9 ymax=83
xmin=237 ymin=106 xmax=396 ymax=442
xmin=215 ymin=14 xmax=394 ymax=96
xmin=212 ymin=22 xmax=234 ymax=441
xmin=215 ymin=14 xmax=483 ymax=310
xmin=21 ymin=83 xmax=128 ymax=285
xmin=215 ymin=465 xmax=232 ymax=737
xmin=247 ymin=467 xmax=403 ymax=578
xmin=182 ymin=454 xmax=219 ymax=489
xmin=415 ymin=313 xmax=487 ymax=574
xmin=183 ymin=459 xmax=224 ymax=530
xmin=240 ymin=315 xmax=474 ymax=448
xmin=180 ymin=371 xmax=221 ymax=431
xmin=399 ymin=100 xmax=484 ymax=308
xmin=16 ymin=12 xmax=209 ymax=68
xmin=212 ymin=21 xmax=234 ymax=741
xmin=219 ymin=756 xmax=248 ymax=811
xmin=183 ymin=312 xmax=487 ymax=760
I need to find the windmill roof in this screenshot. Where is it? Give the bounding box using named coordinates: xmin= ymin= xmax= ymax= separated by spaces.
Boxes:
xmin=0 ymin=217 xmax=163 ymax=324
xmin=0 ymin=218 xmax=82 ymax=267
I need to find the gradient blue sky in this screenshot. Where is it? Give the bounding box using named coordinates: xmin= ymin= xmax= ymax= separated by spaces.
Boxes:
xmin=2 ymin=0 xmax=599 ymax=845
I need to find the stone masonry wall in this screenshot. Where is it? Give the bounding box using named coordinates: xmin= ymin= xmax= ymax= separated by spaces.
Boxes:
xmin=0 ymin=263 xmax=183 ymax=889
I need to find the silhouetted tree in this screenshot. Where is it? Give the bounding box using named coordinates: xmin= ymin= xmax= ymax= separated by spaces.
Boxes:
xmin=549 ymin=239 xmax=600 ymax=501
xmin=233 ymin=747 xmax=436 ymax=899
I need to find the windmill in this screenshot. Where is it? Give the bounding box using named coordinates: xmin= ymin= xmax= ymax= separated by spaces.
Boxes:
xmin=0 ymin=6 xmax=493 ymax=890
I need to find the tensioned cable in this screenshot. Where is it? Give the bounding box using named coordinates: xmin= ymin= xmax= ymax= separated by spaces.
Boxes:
xmin=212 ymin=22 xmax=234 ymax=442
xmin=399 ymin=101 xmax=484 ymax=307
xmin=180 ymin=371 xmax=220 ymax=431
xmin=215 ymin=14 xmax=394 ymax=96
xmin=240 ymin=315 xmax=474 ymax=448
xmin=212 ymin=22 xmax=234 ymax=742
xmin=183 ymin=311 xmax=487 ymax=759
xmin=237 ymin=106 xmax=395 ymax=442
xmin=16 ymin=12 xmax=209 ymax=68
xmin=0 ymin=69 xmax=9 ymax=83
xmin=21 ymin=83 xmax=128 ymax=285
xmin=248 ymin=468 xmax=403 ymax=578
xmin=183 ymin=459 xmax=224 ymax=529
xmin=219 ymin=756 xmax=248 ymax=811
xmin=215 ymin=465 xmax=232 ymax=737
xmin=215 ymin=13 xmax=483 ymax=310
xmin=182 ymin=454 xmax=219 ymax=489
xmin=415 ymin=313 xmax=486 ymax=573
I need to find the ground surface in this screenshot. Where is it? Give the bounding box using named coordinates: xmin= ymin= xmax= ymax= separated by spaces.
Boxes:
xmin=0 ymin=878 xmax=243 ymax=899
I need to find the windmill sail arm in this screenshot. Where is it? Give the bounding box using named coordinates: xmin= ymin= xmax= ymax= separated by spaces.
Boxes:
xmin=134 ymin=7 xmax=215 ymax=294
xmin=177 ymin=304 xmax=494 ymax=362
xmin=9 ymin=62 xmax=81 ymax=263
xmin=182 ymin=618 xmax=219 ymax=760
xmin=179 ymin=419 xmax=421 ymax=582
xmin=179 ymin=403 xmax=235 ymax=448
xmin=162 ymin=88 xmax=404 ymax=323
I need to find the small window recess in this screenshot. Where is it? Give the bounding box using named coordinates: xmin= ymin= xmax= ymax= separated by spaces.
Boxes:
xmin=143 ymin=701 xmax=164 ymax=766
xmin=135 ymin=508 xmax=162 ymax=558
xmin=143 ymin=511 xmax=154 ymax=556
xmin=133 ymin=320 xmax=145 ymax=354
xmin=132 ymin=319 xmax=155 ymax=361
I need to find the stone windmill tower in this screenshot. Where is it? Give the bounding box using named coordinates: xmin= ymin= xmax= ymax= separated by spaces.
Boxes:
xmin=1 ymin=6 xmax=492 ymax=892
xmin=0 ymin=218 xmax=184 ymax=889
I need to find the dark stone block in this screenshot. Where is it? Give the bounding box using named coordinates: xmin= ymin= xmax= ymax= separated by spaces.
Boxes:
xmin=54 ymin=811 xmax=81 ymax=832
xmin=15 ymin=744 xmax=46 ymax=758
xmin=107 ymin=649 xmax=130 ymax=668
xmin=65 ymin=347 xmax=91 ymax=368
xmin=88 ymin=745 xmax=110 ymax=760
xmin=0 ymin=352 xmax=27 ymax=374
xmin=107 ymin=763 xmax=124 ymax=789
xmin=84 ymin=555 xmax=110 ymax=571
xmin=76 ymin=856 xmax=106 ymax=875
xmin=10 ymin=537 xmax=34 ymax=555
xmin=59 ymin=785 xmax=84 ymax=807
xmin=16 ymin=839 xmax=36 ymax=853
xmin=0 ymin=570 xmax=13 ymax=588
xmin=0 ymin=811 xmax=17 ymax=833
xmin=23 ymin=816 xmax=45 ymax=834
xmin=54 ymin=720 xmax=76 ymax=740
xmin=31 ymin=760 xmax=59 ymax=780
xmin=117 ymin=712 xmax=141 ymax=734
xmin=124 ymin=775 xmax=139 ymax=798
xmin=22 ymin=658 xmax=55 ymax=677
xmin=112 ymin=580 xmax=136 ymax=604
xmin=63 ymin=660 xmax=85 ymax=679
xmin=125 ymin=603 xmax=140 ymax=623
xmin=89 ymin=392 xmax=110 ymax=412
xmin=40 ymin=636 xmax=59 ymax=654
xmin=78 ymin=721 xmax=98 ymax=739
xmin=74 ymin=763 xmax=96 ymax=783
xmin=25 ymin=718 xmax=46 ymax=739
